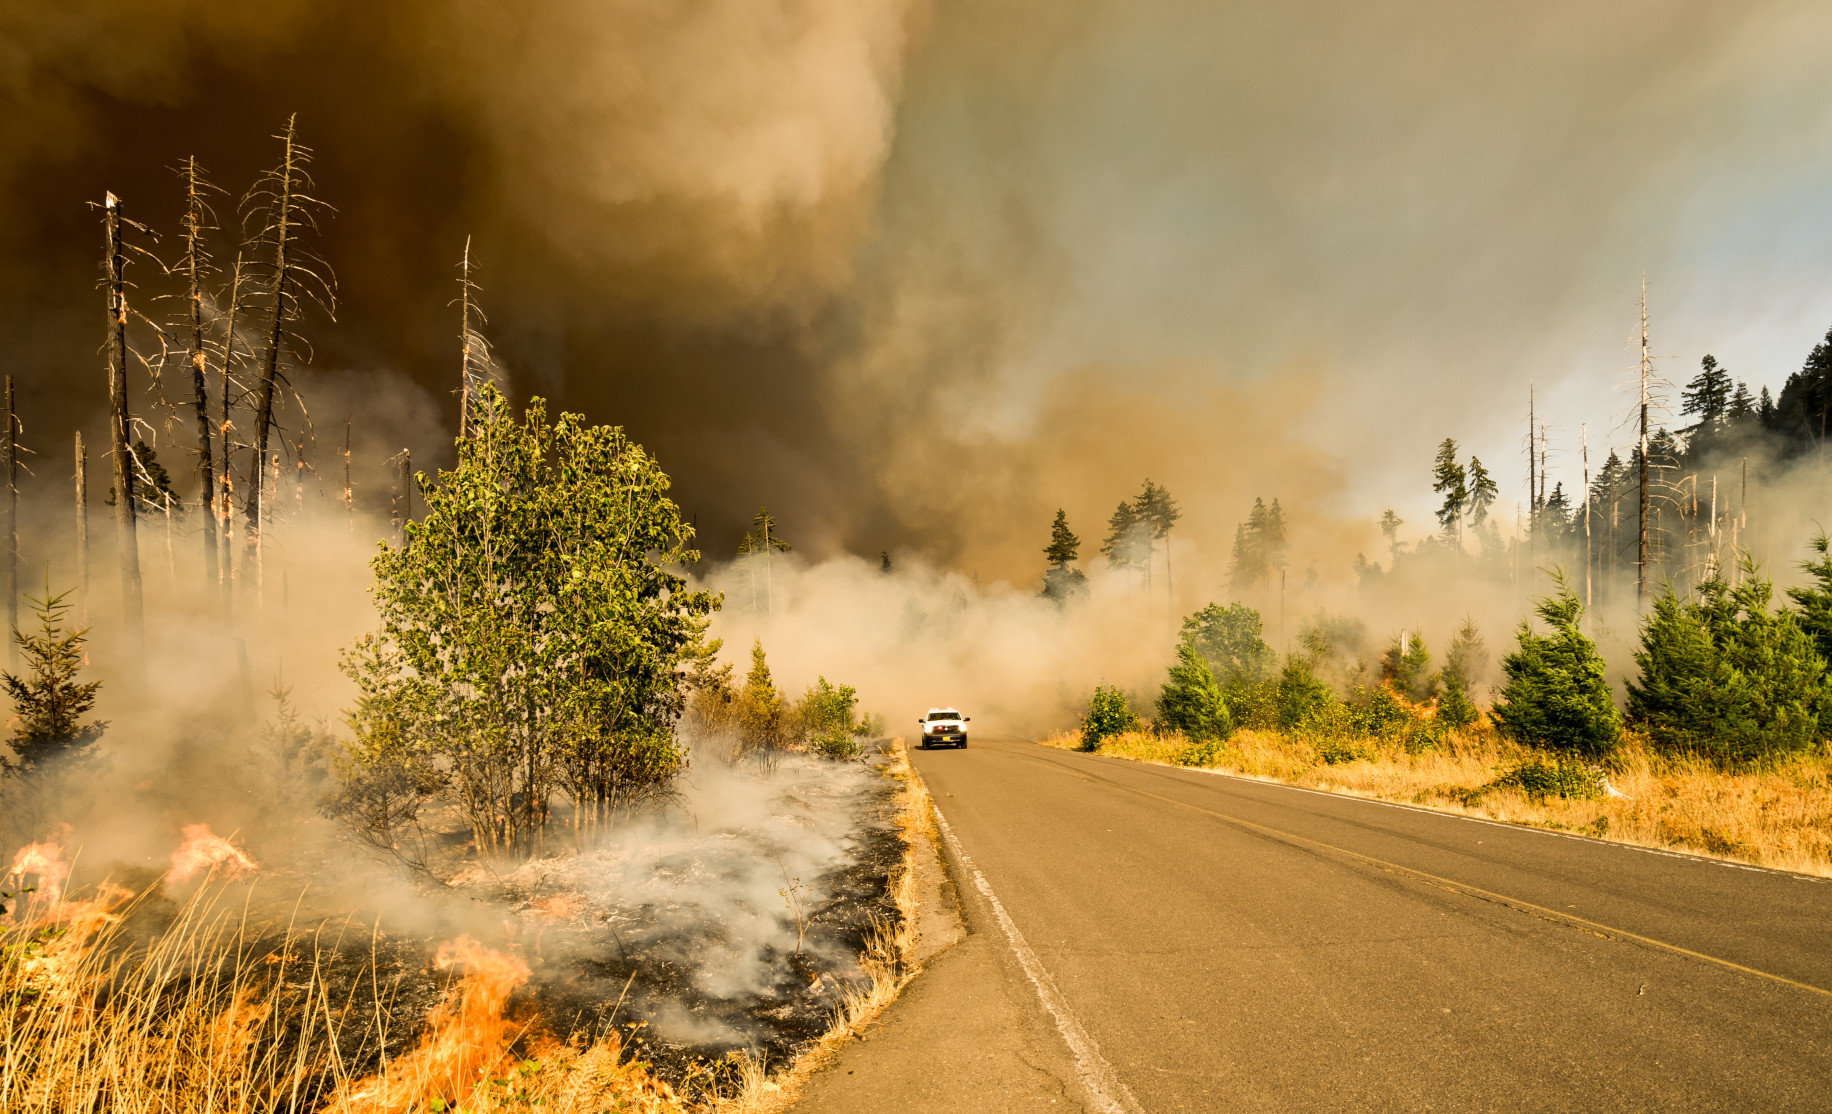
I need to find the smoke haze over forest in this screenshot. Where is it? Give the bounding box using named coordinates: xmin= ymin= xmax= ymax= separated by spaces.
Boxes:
xmin=6 ymin=0 xmax=1832 ymax=583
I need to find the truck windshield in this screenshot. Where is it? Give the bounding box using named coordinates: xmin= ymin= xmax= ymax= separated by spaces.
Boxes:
xmin=927 ymin=712 xmax=958 ymax=720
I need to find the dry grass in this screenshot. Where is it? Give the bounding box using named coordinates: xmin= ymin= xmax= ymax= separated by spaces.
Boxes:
xmin=1044 ymin=727 xmax=1832 ymax=877
xmin=0 ymin=740 xmax=935 ymax=1114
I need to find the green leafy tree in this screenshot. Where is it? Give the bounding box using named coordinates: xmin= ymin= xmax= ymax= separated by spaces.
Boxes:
xmin=1081 ymin=684 xmax=1136 ymax=751
xmin=1 ymin=589 xmax=105 ymax=776
xmin=337 ymin=384 xmax=715 ymax=857
xmin=1431 ymin=438 xmax=1467 ymax=541
xmin=1491 ymin=573 xmax=1621 ymax=758
xmin=1041 ymin=509 xmax=1089 ymax=602
xmin=1157 ymin=643 xmax=1232 ymax=742
xmin=1179 ymin=603 xmax=1277 ymax=690
xmin=796 ymin=676 xmax=862 ymax=758
xmin=1627 ymin=565 xmax=1826 ymax=766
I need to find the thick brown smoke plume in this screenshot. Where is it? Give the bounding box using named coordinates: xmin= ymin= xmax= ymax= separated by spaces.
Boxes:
xmin=5 ymin=0 xmax=1832 ymax=580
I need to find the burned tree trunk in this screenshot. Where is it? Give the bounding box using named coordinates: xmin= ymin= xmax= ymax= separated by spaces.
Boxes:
xmin=181 ymin=157 xmax=220 ymax=601
xmin=1637 ymin=273 xmax=1651 ymax=609
xmin=392 ymin=450 xmax=411 ymax=547
xmin=3 ymin=375 xmax=15 ymax=660
xmin=246 ymin=120 xmax=298 ymax=559
xmin=459 ymin=238 xmax=477 ymax=440
xmin=75 ymin=432 xmax=89 ymax=621
xmin=103 ymin=192 xmax=144 ymax=642
xmin=343 ymin=418 xmax=353 ymax=534
xmin=217 ymin=252 xmax=245 ymax=610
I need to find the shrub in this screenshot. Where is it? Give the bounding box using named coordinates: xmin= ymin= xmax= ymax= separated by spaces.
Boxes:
xmin=1491 ymin=572 xmax=1621 ymax=758
xmin=1157 ymin=644 xmax=1233 ymax=742
xmin=1492 ymin=756 xmax=1602 ymax=800
xmin=1628 ymin=566 xmax=1826 ymax=767
xmin=1275 ymin=657 xmax=1334 ymax=728
xmin=798 ymin=676 xmax=863 ymax=759
xmin=1081 ymin=685 xmax=1137 ymax=751
xmin=1315 ymin=739 xmax=1365 ymax=765
xmin=1174 ymin=735 xmax=1229 ymax=767
xmin=1349 ymin=684 xmax=1411 ymax=737
xmin=1439 ymin=617 xmax=1488 ymax=728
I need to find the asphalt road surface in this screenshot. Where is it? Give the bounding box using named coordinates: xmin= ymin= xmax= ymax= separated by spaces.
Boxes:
xmin=798 ymin=737 xmax=1832 ymax=1112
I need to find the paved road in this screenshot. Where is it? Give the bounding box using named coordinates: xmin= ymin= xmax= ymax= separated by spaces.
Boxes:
xmin=799 ymin=737 xmax=1832 ymax=1112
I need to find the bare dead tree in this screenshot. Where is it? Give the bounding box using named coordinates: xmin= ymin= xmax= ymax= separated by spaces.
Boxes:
xmin=240 ymin=115 xmax=334 ymax=574
xmin=342 ymin=418 xmax=353 ymax=534
xmin=1581 ymin=422 xmax=1591 ymax=617
xmin=101 ymin=192 xmax=145 ymax=643
xmin=74 ymin=432 xmax=89 ymax=623
xmin=1637 ymin=272 xmax=1651 ymax=608
xmin=456 ymin=237 xmax=489 ymax=440
xmin=178 ymin=156 xmax=224 ymax=599
xmin=391 ymin=450 xmax=411 ymax=547
xmin=3 ymin=376 xmax=15 ymax=661
xmin=217 ymin=251 xmax=247 ymax=593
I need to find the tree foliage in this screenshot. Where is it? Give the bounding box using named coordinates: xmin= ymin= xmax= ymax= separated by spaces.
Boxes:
xmin=1081 ymin=684 xmax=1136 ymax=751
xmin=1627 ymin=565 xmax=1826 ymax=767
xmin=1431 ymin=438 xmax=1467 ymax=537
xmin=334 ymin=384 xmax=715 ymax=858
xmin=1378 ymin=632 xmax=1439 ymax=703
xmin=1157 ymin=643 xmax=1232 ymax=742
xmin=1179 ymin=602 xmax=1277 ymax=691
xmin=2 ymin=589 xmax=105 ymax=777
xmin=1491 ymin=574 xmax=1621 ymax=758
xmin=1041 ymin=508 xmax=1089 ymax=602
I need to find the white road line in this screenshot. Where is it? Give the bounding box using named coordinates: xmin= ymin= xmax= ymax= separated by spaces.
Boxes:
xmin=933 ymin=807 xmax=1145 ymax=1114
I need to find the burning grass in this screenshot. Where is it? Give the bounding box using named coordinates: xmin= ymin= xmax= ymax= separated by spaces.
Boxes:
xmin=0 ymin=742 xmax=931 ymax=1113
xmin=1044 ymin=726 xmax=1832 ymax=877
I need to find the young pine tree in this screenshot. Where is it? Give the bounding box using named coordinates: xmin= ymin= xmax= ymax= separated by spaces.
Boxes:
xmin=1788 ymin=533 xmax=1832 ymax=668
xmin=1628 ymin=565 xmax=1825 ymax=767
xmin=1041 ymin=508 xmax=1089 ymax=602
xmin=1439 ymin=617 xmax=1488 ymax=728
xmin=1157 ymin=643 xmax=1232 ymax=742
xmin=1379 ymin=632 xmax=1439 ymax=703
xmin=2 ymin=589 xmax=105 ymax=776
xmin=1491 ymin=573 xmax=1621 ymax=758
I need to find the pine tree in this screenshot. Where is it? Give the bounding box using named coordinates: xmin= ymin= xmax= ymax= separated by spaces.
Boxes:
xmin=1729 ymin=381 xmax=1755 ymax=420
xmin=1100 ymin=499 xmax=1149 ymax=576
xmin=1431 ymin=438 xmax=1468 ymax=540
xmin=1379 ymin=632 xmax=1439 ymax=703
xmin=1491 ymin=573 xmax=1621 ymax=757
xmin=1440 ymin=617 xmax=1488 ymax=728
xmin=1378 ymin=509 xmax=1404 ymax=561
xmin=1466 ymin=457 xmax=1498 ymax=527
xmin=1263 ymin=499 xmax=1288 ymax=570
xmin=880 ymin=551 xmax=893 ymax=573
xmin=1789 ymin=532 xmax=1832 ymax=667
xmin=1041 ymin=509 xmax=1088 ymax=602
xmin=1628 ymin=565 xmax=1825 ymax=766
xmin=736 ymin=639 xmax=785 ymax=754
xmin=2 ymin=589 xmax=105 ymax=776
xmin=1681 ymin=355 xmax=1734 ymax=426
xmin=1157 ymin=642 xmax=1232 ymax=742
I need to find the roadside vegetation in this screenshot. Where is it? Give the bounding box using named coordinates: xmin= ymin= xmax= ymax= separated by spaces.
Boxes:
xmin=1055 ymin=563 xmax=1832 ymax=877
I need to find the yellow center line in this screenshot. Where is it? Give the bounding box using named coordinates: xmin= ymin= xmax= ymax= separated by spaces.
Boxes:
xmin=1020 ymin=745 xmax=1832 ymax=1001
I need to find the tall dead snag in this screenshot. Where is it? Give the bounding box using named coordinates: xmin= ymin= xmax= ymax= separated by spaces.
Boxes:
xmin=178 ymin=157 xmax=222 ymax=599
xmin=1637 ymin=272 xmax=1651 ymax=608
xmin=102 ymin=192 xmax=144 ymax=642
xmin=391 ymin=450 xmax=411 ymax=547
xmin=74 ymin=432 xmax=88 ymax=621
xmin=457 ymin=238 xmax=481 ymax=439
xmin=3 ymin=375 xmax=15 ymax=661
xmin=240 ymin=115 xmax=333 ymax=575
xmin=342 ymin=418 xmax=353 ymax=534
xmin=216 ymin=252 xmax=245 ymax=605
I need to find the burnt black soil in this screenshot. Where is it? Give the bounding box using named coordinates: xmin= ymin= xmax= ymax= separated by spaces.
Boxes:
xmin=141 ymin=747 xmax=907 ymax=1100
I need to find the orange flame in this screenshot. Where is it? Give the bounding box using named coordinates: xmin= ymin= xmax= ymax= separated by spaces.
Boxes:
xmin=168 ymin=823 xmax=259 ymax=882
xmin=335 ymin=937 xmax=532 ymax=1113
xmin=6 ymin=839 xmax=73 ymax=914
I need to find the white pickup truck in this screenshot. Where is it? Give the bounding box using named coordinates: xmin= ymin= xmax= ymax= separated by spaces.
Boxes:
xmin=917 ymin=707 xmax=970 ymax=749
